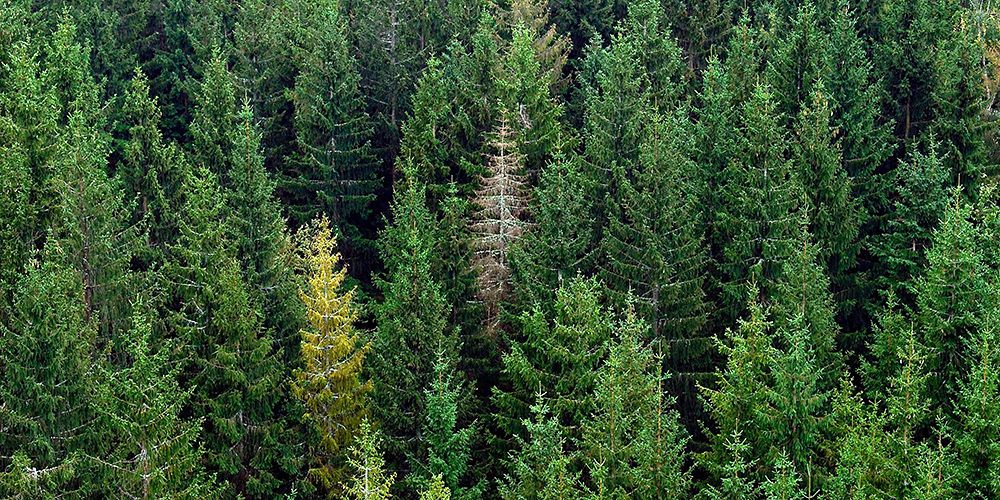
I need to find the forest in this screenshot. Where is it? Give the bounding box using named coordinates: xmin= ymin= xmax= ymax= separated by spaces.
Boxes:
xmin=2 ymin=0 xmax=1000 ymax=497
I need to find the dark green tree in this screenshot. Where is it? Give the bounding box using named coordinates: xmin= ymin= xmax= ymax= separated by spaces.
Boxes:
xmin=955 ymin=310 xmax=1000 ymax=498
xmin=370 ymin=172 xmax=457 ymax=479
xmin=92 ymin=310 xmax=220 ymax=499
xmin=700 ymin=297 xmax=774 ymax=490
xmin=509 ymin=149 xmax=596 ymax=316
xmin=0 ymin=251 xmax=100 ymax=498
xmin=119 ymin=67 xmax=188 ymax=254
xmin=914 ymin=194 xmax=989 ymax=411
xmin=494 ymin=276 xmax=611 ymax=444
xmin=716 ymin=85 xmax=805 ymax=325
xmin=283 ymin=0 xmax=379 ymax=271
xmin=164 ymin=163 xmax=301 ymax=500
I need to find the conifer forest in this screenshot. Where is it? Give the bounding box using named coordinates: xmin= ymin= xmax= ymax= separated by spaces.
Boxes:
xmin=6 ymin=0 xmax=1000 ymax=497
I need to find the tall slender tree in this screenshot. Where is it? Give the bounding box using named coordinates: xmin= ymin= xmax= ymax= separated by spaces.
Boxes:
xmin=293 ymin=216 xmax=371 ymax=496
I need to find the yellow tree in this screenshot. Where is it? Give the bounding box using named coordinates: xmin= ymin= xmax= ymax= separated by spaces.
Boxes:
xmin=293 ymin=216 xmax=371 ymax=496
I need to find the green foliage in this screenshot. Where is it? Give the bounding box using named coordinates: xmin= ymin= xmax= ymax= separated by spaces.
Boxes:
xmin=119 ymin=66 xmax=188 ymax=253
xmin=92 ymin=310 xmax=220 ymax=499
xmin=955 ymin=312 xmax=1000 ymax=498
xmin=871 ymin=139 xmax=951 ymax=299
xmin=716 ymin=84 xmax=805 ymax=325
xmin=700 ymin=297 xmax=774 ymax=490
xmin=499 ymin=395 xmax=584 ymax=500
xmin=421 ymin=475 xmax=453 ymax=500
xmin=419 ymin=354 xmax=482 ymax=500
xmin=283 ymin=0 xmax=379 ymax=263
xmin=915 ymin=193 xmax=990 ymax=411
xmin=509 ymin=150 xmax=596 ymax=315
xmin=344 ymin=419 xmax=396 ymax=500
xmin=494 ymin=276 xmax=610 ymax=443
xmin=0 ymin=253 xmax=98 ymax=497
xmin=581 ymin=310 xmax=691 ymax=500
xmin=370 ymin=173 xmax=457 ymax=476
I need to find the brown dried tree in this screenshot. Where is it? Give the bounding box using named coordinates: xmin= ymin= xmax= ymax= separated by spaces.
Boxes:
xmin=472 ymin=112 xmax=530 ymax=329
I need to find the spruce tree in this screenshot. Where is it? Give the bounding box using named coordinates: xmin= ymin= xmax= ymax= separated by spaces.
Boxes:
xmin=509 ymin=150 xmax=596 ymax=316
xmin=760 ymin=314 xmax=832 ymax=489
xmin=187 ymin=50 xmax=236 ymax=181
xmin=421 ymin=475 xmax=453 ymax=500
xmin=494 ymin=276 xmax=610 ymax=444
xmin=283 ymin=0 xmax=379 ymax=268
xmin=164 ymin=164 xmax=300 ymax=499
xmin=471 ymin=113 xmax=530 ymax=329
xmin=498 ymin=395 xmax=584 ymax=500
xmin=581 ymin=310 xmax=690 ymax=500
xmin=226 ymin=101 xmax=303 ymax=359
xmin=716 ymin=84 xmax=805 ymax=326
xmin=370 ymin=172 xmax=457 ymax=478
xmin=915 ymin=193 xmax=988 ymax=411
xmin=119 ymin=66 xmax=187 ymax=254
xmin=91 ymin=311 xmax=219 ymax=499
xmin=0 ymin=19 xmax=59 ymax=311
xmin=870 ymin=139 xmax=951 ymax=301
xmin=46 ymin=14 xmax=138 ymax=338
xmin=419 ymin=354 xmax=482 ymax=500
xmin=0 ymin=252 xmax=99 ymax=498
xmin=791 ymin=82 xmax=861 ymax=295
xmin=700 ymin=297 xmax=774 ymax=489
xmin=955 ymin=311 xmax=1000 ymax=498
xmin=344 ymin=419 xmax=396 ymax=500
xmin=293 ymin=216 xmax=371 ymax=496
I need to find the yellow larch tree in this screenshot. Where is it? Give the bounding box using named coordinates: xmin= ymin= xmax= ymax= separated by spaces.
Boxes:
xmin=293 ymin=216 xmax=372 ymax=496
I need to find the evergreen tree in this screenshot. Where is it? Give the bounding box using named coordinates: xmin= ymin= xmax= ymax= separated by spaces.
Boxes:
xmin=701 ymin=425 xmax=760 ymax=500
xmin=791 ymin=82 xmax=861 ymax=295
xmin=700 ymin=297 xmax=774 ymax=489
xmin=188 ymin=52 xmax=237 ymax=181
xmin=164 ymin=164 xmax=301 ymax=499
xmin=226 ymin=101 xmax=303 ymax=359
xmin=955 ymin=311 xmax=1000 ymax=498
xmin=494 ymin=276 xmax=610 ymax=444
xmin=870 ymin=139 xmax=951 ymax=300
xmin=419 ymin=353 xmax=482 ymax=500
xmin=0 ymin=252 xmax=99 ymax=498
xmin=716 ymin=85 xmax=805 ymax=325
xmin=760 ymin=314 xmax=832 ymax=490
xmin=421 ymin=475 xmax=453 ymax=500
xmin=509 ymin=150 xmax=596 ymax=315
xmin=915 ymin=193 xmax=988 ymax=411
xmin=498 ymin=395 xmax=584 ymax=500
xmin=0 ymin=15 xmax=59 ymax=311
xmin=46 ymin=14 xmax=138 ymax=338
xmin=370 ymin=172 xmax=457 ymax=477
xmin=344 ymin=419 xmax=396 ymax=500
xmin=119 ymin=66 xmax=187 ymax=254
xmin=92 ymin=311 xmax=220 ymax=499
xmin=581 ymin=310 xmax=690 ymax=500
xmin=283 ymin=0 xmax=380 ymax=271
xmin=293 ymin=216 xmax=371 ymax=496
xmin=492 ymin=23 xmax=567 ymax=178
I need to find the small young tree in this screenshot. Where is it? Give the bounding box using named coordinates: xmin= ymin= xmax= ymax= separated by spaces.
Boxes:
xmin=499 ymin=395 xmax=583 ymax=500
xmin=344 ymin=419 xmax=396 ymax=500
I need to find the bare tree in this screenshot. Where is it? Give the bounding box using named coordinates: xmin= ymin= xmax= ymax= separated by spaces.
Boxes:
xmin=471 ymin=111 xmax=530 ymax=329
